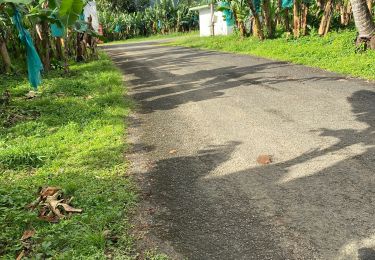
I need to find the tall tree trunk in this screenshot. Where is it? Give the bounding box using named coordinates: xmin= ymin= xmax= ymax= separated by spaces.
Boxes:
xmin=0 ymin=38 xmax=11 ymax=73
xmin=76 ymin=33 xmax=84 ymax=62
xmin=300 ymin=2 xmax=308 ymax=35
xmin=41 ymin=21 xmax=51 ymax=71
xmin=262 ymin=0 xmax=274 ymax=38
xmin=239 ymin=21 xmax=247 ymax=37
xmin=55 ymin=37 xmax=64 ymax=61
xmin=318 ymin=0 xmax=333 ymax=36
xmin=351 ymin=0 xmax=375 ymax=37
xmin=340 ymin=2 xmax=352 ymax=25
xmin=293 ymin=0 xmax=301 ymax=37
xmin=285 ymin=8 xmax=291 ymax=32
xmin=276 ymin=0 xmax=282 ymax=26
xmin=248 ymin=0 xmax=264 ymax=39
xmin=350 ymin=0 xmax=375 ymax=48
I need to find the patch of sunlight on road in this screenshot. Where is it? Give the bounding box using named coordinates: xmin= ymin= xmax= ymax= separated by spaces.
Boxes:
xmin=278 ymin=143 xmax=373 ymax=184
xmin=336 ymin=233 xmax=375 ymax=260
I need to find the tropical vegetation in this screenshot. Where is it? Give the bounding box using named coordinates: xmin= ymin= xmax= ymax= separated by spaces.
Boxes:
xmin=0 ymin=0 xmax=99 ymax=83
xmin=168 ymin=29 xmax=375 ymax=79
xmin=0 ymin=0 xmax=374 ymax=258
xmin=97 ymin=0 xmax=199 ymax=41
xmin=97 ymin=0 xmax=375 ymax=49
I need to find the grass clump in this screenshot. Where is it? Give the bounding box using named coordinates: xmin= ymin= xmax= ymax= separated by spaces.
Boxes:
xmin=0 ymin=53 xmax=137 ymax=259
xmin=168 ymin=30 xmax=375 ymax=80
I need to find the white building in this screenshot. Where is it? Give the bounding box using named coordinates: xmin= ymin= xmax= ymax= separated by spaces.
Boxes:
xmin=190 ymin=5 xmax=234 ymax=37
xmin=83 ymin=1 xmax=99 ymax=32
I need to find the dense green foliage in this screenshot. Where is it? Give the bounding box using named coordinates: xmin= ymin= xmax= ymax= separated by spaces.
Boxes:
xmin=169 ymin=29 xmax=375 ymax=79
xmin=0 ymin=54 xmax=136 ymax=258
xmin=97 ymin=0 xmax=375 ymax=45
xmin=98 ymin=0 xmax=199 ymax=41
xmin=0 ymin=0 xmax=98 ymax=79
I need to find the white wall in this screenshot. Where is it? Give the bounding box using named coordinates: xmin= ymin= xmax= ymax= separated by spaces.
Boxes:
xmin=83 ymin=1 xmax=99 ymax=32
xmin=198 ymin=7 xmax=233 ymax=37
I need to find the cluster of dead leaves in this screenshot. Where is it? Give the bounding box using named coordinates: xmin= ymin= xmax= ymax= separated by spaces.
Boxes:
xmin=16 ymin=187 xmax=83 ymax=259
xmin=27 ymin=186 xmax=82 ymax=223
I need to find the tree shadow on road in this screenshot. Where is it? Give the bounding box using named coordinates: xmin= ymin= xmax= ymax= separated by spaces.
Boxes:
xmin=143 ymin=90 xmax=375 ymax=259
xmin=107 ymin=44 xmax=359 ymax=114
xmin=106 ymin=43 xmax=375 ymax=258
xmin=144 ymin=141 xmax=291 ymax=259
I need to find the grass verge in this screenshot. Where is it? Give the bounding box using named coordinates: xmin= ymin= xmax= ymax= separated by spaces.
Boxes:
xmin=0 ymin=53 xmax=136 ymax=258
xmin=100 ymin=31 xmax=199 ymax=45
xmin=167 ymin=30 xmax=375 ymax=80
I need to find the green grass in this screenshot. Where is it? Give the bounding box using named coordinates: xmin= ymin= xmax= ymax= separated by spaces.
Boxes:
xmin=0 ymin=54 xmax=137 ymax=259
xmin=100 ymin=31 xmax=199 ymax=45
xmin=168 ymin=30 xmax=375 ymax=80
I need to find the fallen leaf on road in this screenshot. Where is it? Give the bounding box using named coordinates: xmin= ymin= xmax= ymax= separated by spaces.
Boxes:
xmin=257 ymin=155 xmax=272 ymax=165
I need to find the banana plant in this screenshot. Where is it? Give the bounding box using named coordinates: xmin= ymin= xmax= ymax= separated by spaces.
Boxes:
xmin=218 ymin=0 xmax=249 ymax=37
xmin=0 ymin=0 xmax=31 ymax=72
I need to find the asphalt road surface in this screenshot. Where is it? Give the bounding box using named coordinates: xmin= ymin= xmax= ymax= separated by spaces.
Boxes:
xmin=103 ymin=41 xmax=375 ymax=260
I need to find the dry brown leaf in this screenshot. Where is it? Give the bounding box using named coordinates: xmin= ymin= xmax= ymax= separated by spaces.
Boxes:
xmin=30 ymin=186 xmax=82 ymax=223
xmin=16 ymin=250 xmax=25 ymax=260
xmin=40 ymin=187 xmax=61 ymax=199
xmin=257 ymin=155 xmax=273 ymax=165
xmin=38 ymin=212 xmax=59 ymax=223
xmin=58 ymin=203 xmax=82 ymax=213
xmin=38 ymin=207 xmax=60 ymax=223
xmin=20 ymin=229 xmax=35 ymax=241
xmin=47 ymin=199 xmax=65 ymax=219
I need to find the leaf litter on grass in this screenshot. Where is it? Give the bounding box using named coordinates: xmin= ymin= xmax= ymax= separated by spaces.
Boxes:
xmin=27 ymin=186 xmax=82 ymax=223
xmin=16 ymin=187 xmax=83 ymax=259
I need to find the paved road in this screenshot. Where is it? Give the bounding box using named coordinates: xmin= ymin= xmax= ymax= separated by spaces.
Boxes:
xmin=103 ymin=41 xmax=375 ymax=260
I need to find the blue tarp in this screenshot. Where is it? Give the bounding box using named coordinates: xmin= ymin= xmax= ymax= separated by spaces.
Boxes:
xmin=253 ymin=0 xmax=261 ymax=13
xmin=282 ymin=0 xmax=293 ymax=8
xmin=12 ymin=9 xmax=43 ymax=89
xmin=218 ymin=2 xmax=235 ymax=26
xmin=51 ymin=23 xmax=64 ymax=37
xmin=114 ymin=24 xmax=121 ymax=33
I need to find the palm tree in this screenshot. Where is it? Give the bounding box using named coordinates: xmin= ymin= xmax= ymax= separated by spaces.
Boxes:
xmin=350 ymin=0 xmax=375 ymax=48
